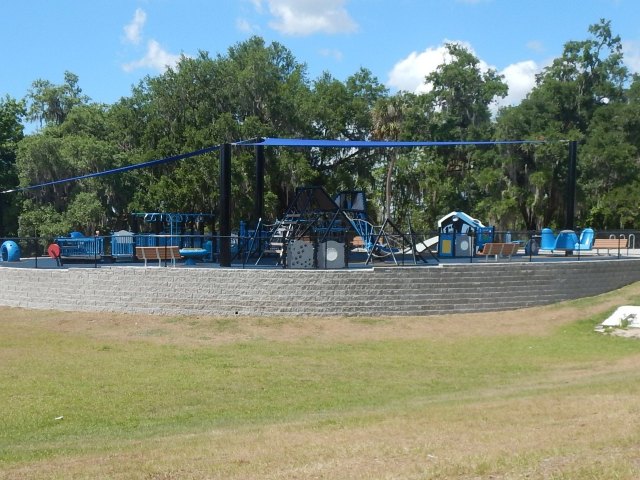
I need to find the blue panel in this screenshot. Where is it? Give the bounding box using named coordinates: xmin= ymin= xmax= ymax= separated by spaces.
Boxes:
xmin=237 ymin=137 xmax=547 ymax=148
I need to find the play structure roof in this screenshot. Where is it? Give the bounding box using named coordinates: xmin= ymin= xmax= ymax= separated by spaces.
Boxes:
xmin=2 ymin=137 xmax=546 ymax=194
xmin=437 ymin=211 xmax=485 ymax=229
xmin=236 ymin=137 xmax=546 ymax=148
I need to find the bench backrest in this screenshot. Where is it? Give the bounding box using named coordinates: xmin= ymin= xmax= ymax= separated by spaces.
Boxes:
xmin=481 ymin=243 xmax=518 ymax=255
xmin=136 ymin=246 xmax=180 ymax=260
xmin=481 ymin=243 xmax=502 ymax=255
xmin=503 ymin=243 xmax=519 ymax=254
xmin=593 ymin=238 xmax=627 ymax=248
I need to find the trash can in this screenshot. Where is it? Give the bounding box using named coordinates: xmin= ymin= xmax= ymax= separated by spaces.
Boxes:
xmin=525 ymin=238 xmax=539 ymax=255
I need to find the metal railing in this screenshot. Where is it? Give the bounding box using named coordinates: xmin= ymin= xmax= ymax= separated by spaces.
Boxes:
xmin=1 ymin=228 xmax=639 ymax=269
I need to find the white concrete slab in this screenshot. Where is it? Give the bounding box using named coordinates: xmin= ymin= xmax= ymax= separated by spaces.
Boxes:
xmin=601 ymin=306 xmax=640 ymax=328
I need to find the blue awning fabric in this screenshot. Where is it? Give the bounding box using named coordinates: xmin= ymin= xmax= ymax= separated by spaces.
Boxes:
xmin=233 ymin=137 xmax=547 ymax=148
xmin=2 ymin=144 xmax=221 ymax=194
xmin=2 ymin=137 xmax=547 ymax=194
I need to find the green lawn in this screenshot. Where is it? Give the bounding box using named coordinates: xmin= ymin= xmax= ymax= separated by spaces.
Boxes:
xmin=1 ymin=285 xmax=640 ymax=479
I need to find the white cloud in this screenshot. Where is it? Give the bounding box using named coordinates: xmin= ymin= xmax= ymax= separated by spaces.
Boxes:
xmin=121 ymin=9 xmax=184 ymax=73
xmin=122 ymin=39 xmax=182 ymax=73
xmin=123 ymin=8 xmax=146 ymax=45
xmin=387 ymin=41 xmax=480 ymax=94
xmin=259 ymin=0 xmax=358 ymax=36
xmin=494 ymin=60 xmax=539 ymax=109
xmin=387 ymin=41 xmax=540 ymax=109
xmin=623 ymin=40 xmax=640 ymax=74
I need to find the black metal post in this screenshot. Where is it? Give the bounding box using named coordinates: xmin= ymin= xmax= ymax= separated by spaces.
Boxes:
xmin=566 ymin=140 xmax=577 ymax=231
xmin=219 ymin=143 xmax=232 ymax=267
xmin=564 ymin=140 xmax=577 ymax=256
xmin=254 ymin=145 xmax=265 ymax=228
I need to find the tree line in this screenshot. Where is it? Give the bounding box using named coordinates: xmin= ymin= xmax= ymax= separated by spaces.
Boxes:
xmin=1 ymin=19 xmax=639 ymax=239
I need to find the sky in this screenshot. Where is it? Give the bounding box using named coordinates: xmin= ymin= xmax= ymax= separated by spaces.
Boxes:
xmin=2 ymin=0 xmax=639 ymax=114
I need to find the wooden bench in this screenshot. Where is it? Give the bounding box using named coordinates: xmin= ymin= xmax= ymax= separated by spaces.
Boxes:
xmin=593 ymin=238 xmax=627 ymax=255
xmin=478 ymin=242 xmax=520 ymax=261
xmin=135 ymin=246 xmax=181 ymax=266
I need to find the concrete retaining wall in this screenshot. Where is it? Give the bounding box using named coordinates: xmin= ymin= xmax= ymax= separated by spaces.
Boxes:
xmin=1 ymin=259 xmax=639 ymax=316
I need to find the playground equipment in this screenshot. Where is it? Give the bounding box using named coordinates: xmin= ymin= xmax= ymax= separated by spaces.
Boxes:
xmin=437 ymin=211 xmax=494 ymax=257
xmin=130 ymin=212 xmax=214 ymax=248
xmin=1 ymin=240 xmax=20 ymax=262
xmin=539 ymin=227 xmax=595 ymax=253
xmin=114 ymin=212 xmax=214 ymax=262
xmin=51 ymin=212 xmax=215 ymax=263
xmin=334 ymin=190 xmax=435 ymax=264
xmin=55 ymin=233 xmax=104 ymax=260
xmin=575 ymin=228 xmax=595 ymax=251
xmin=179 ymin=247 xmax=209 ymax=265
xmin=254 ymin=186 xmax=433 ymax=268
xmin=255 ymin=186 xmax=352 ymax=268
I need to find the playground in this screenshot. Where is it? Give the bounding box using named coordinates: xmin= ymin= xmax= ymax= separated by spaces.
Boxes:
xmin=2 ymin=136 xmax=640 ymax=319
xmin=3 ymin=137 xmax=630 ymax=270
xmin=1 ymin=184 xmax=635 ymax=270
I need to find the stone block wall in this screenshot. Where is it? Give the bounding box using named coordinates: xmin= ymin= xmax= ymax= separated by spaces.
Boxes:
xmin=0 ymin=259 xmax=639 ymax=317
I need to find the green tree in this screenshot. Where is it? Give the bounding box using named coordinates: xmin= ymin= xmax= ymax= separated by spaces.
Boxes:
xmin=426 ymin=43 xmax=507 ymax=139
xmin=372 ymin=94 xmax=405 ymax=220
xmin=17 ymin=79 xmax=127 ymax=235
xmin=0 ymin=95 xmax=25 ymax=235
xmin=580 ymin=75 xmax=640 ymax=228
xmin=495 ymin=19 xmax=629 ymax=230
xmin=415 ymin=43 xmax=507 ymax=228
xmin=26 ymin=71 xmax=89 ymax=127
xmin=301 ymin=68 xmax=387 ymax=213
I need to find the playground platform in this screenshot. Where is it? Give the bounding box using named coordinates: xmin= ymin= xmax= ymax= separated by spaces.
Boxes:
xmin=2 ymin=246 xmax=639 ymax=270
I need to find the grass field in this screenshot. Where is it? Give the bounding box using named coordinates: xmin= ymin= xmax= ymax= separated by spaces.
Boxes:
xmin=1 ymin=283 xmax=640 ymax=479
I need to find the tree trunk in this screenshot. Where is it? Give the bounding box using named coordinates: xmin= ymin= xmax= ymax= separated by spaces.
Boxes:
xmin=385 ymin=152 xmax=396 ymax=220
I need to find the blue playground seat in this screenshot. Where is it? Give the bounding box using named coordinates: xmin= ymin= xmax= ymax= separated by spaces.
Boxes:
xmin=574 ymin=228 xmax=595 ymax=251
xmin=540 ymin=228 xmax=556 ymax=251
xmin=540 ymin=227 xmax=593 ymax=252
xmin=554 ymin=230 xmax=579 ymax=250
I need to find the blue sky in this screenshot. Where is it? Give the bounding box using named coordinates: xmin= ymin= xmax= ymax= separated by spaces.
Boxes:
xmin=2 ymin=0 xmax=639 ymax=112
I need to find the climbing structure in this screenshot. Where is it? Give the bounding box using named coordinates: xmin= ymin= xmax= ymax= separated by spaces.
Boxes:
xmin=256 ymin=186 xmax=434 ymax=268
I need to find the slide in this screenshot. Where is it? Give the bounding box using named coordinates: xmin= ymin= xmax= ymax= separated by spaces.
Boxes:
xmin=404 ymin=236 xmax=438 ymax=253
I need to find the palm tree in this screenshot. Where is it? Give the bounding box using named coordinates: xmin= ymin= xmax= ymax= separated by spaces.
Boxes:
xmin=372 ymin=96 xmax=404 ymax=220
